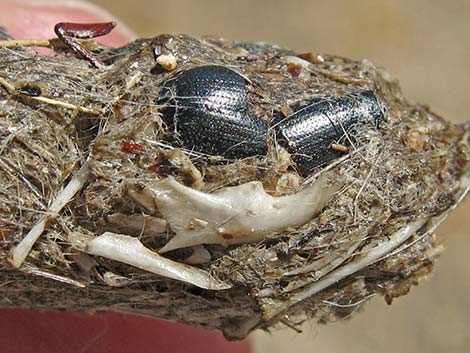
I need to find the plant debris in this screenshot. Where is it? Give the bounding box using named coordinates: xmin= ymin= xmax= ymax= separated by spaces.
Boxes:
xmin=0 ymin=26 xmax=469 ymax=340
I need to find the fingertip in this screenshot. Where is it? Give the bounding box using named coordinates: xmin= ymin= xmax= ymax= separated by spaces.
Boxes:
xmin=0 ymin=309 xmax=252 ymax=353
xmin=0 ymin=0 xmax=136 ymax=46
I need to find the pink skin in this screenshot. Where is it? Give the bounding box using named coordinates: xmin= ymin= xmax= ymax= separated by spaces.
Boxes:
xmin=0 ymin=1 xmax=251 ymax=353
xmin=0 ymin=0 xmax=135 ymax=46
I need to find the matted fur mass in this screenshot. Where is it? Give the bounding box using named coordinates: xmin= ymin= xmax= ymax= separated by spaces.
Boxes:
xmin=0 ymin=32 xmax=469 ymax=339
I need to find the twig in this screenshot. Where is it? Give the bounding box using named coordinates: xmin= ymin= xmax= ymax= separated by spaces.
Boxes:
xmin=29 ymin=96 xmax=103 ymax=115
xmin=0 ymin=76 xmax=15 ymax=93
xmin=0 ymin=39 xmax=52 ymax=48
xmin=0 ymin=75 xmax=103 ymax=115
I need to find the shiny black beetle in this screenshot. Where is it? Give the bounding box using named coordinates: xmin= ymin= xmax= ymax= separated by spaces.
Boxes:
xmin=159 ymin=65 xmax=268 ymax=159
xmin=274 ymin=91 xmax=386 ymax=170
xmin=158 ymin=65 xmax=386 ymax=170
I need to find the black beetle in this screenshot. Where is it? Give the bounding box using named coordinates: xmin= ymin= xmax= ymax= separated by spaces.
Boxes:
xmin=158 ymin=65 xmax=268 ymax=159
xmin=274 ymin=91 xmax=386 ymax=171
xmin=158 ymin=65 xmax=386 ymax=170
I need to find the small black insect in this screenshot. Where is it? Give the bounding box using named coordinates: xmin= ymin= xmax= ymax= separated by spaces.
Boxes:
xmin=17 ymin=84 xmax=42 ymax=97
xmin=158 ymin=65 xmax=268 ymax=159
xmin=274 ymin=91 xmax=386 ymax=171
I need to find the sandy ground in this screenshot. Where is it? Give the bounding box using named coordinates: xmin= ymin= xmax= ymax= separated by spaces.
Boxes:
xmin=90 ymin=1 xmax=470 ymax=351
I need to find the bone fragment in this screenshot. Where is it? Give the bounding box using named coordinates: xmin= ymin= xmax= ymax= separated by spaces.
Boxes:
xmin=10 ymin=162 xmax=91 ymax=268
xmin=137 ymin=175 xmax=335 ymax=252
xmin=86 ymin=232 xmax=231 ymax=290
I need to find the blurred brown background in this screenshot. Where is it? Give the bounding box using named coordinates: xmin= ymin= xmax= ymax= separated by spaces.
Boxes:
xmin=91 ymin=0 xmax=470 ymax=352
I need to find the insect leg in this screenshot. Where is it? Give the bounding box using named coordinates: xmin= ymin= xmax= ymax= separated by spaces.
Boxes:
xmin=54 ymin=22 xmax=116 ymax=68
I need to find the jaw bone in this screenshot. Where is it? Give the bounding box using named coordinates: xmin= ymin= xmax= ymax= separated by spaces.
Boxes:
xmin=86 ymin=232 xmax=231 ymax=290
xmin=133 ymin=174 xmax=335 ymax=253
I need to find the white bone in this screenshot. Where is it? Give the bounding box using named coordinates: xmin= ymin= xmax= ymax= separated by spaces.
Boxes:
xmin=104 ymin=213 xmax=167 ymax=236
xmin=11 ymin=161 xmax=91 ymax=268
xmin=263 ymin=163 xmax=470 ymax=320
xmin=184 ymin=245 xmax=212 ymax=265
xmin=137 ymin=174 xmax=335 ymax=252
xmin=86 ymin=232 xmax=231 ymax=290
